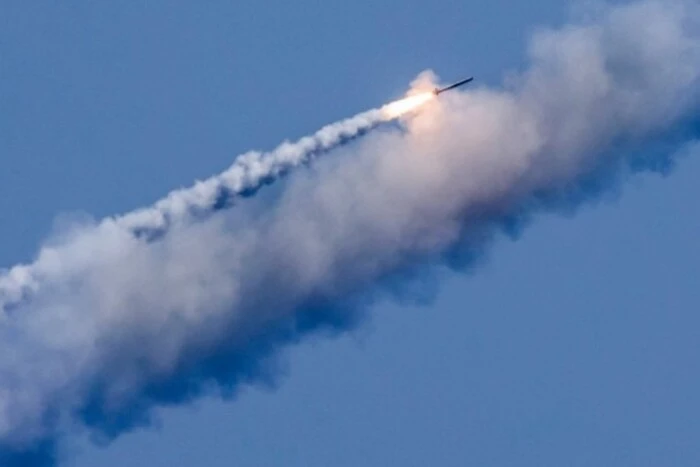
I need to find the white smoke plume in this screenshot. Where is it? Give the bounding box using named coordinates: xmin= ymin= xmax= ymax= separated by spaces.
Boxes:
xmin=0 ymin=108 xmax=389 ymax=310
xmin=0 ymin=0 xmax=699 ymax=464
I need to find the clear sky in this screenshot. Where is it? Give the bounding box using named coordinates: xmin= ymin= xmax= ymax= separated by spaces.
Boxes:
xmin=3 ymin=1 xmax=700 ymax=466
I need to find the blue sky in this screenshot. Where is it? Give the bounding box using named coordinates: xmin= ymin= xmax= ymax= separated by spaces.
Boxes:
xmin=3 ymin=1 xmax=700 ymax=466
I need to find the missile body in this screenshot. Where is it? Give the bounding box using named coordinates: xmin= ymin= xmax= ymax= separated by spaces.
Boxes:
xmin=433 ymin=77 xmax=474 ymax=95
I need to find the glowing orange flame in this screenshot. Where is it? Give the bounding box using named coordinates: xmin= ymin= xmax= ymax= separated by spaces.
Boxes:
xmin=380 ymin=92 xmax=435 ymax=119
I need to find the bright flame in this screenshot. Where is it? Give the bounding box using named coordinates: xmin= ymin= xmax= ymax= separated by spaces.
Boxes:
xmin=381 ymin=92 xmax=435 ymax=119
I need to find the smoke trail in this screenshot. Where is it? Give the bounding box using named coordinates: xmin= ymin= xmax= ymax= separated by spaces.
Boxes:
xmin=117 ymin=108 xmax=388 ymax=235
xmin=1 ymin=0 xmax=700 ymax=464
xmin=0 ymin=106 xmax=405 ymax=311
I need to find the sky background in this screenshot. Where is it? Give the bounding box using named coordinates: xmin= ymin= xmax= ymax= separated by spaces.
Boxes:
xmin=2 ymin=1 xmax=700 ymax=466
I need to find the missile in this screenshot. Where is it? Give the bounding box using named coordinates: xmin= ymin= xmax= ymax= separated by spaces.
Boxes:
xmin=433 ymin=77 xmax=474 ymax=95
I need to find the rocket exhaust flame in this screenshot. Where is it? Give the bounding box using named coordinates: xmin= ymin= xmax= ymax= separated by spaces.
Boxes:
xmin=380 ymin=92 xmax=436 ymax=119
xmin=380 ymin=76 xmax=474 ymax=119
